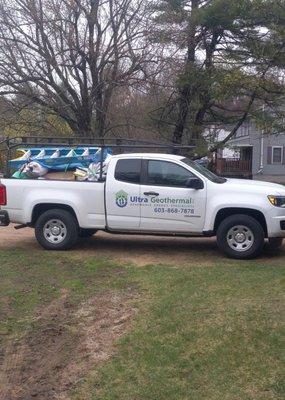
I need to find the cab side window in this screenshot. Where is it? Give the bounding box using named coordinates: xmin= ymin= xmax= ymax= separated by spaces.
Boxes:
xmin=147 ymin=160 xmax=195 ymax=187
xmin=115 ymin=159 xmax=141 ymax=184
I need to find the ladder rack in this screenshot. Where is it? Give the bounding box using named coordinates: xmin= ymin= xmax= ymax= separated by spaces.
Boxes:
xmin=0 ymin=136 xmax=195 ymax=178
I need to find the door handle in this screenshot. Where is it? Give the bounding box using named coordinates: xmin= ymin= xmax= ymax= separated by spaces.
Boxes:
xmin=144 ymin=191 xmax=159 ymax=196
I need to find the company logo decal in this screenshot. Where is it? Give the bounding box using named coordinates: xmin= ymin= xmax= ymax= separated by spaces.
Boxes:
xmin=116 ymin=190 xmax=128 ymax=208
xmin=115 ymin=190 xmax=196 ymax=216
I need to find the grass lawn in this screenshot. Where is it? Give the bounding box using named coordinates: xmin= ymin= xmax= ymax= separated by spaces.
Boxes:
xmin=0 ymin=247 xmax=284 ymax=400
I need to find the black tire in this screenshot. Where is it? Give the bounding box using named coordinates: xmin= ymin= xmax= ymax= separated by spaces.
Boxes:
xmin=35 ymin=209 xmax=79 ymax=250
xmin=217 ymin=214 xmax=265 ymax=259
xmin=266 ymin=238 xmax=283 ymax=251
xmin=79 ymin=229 xmax=97 ymax=238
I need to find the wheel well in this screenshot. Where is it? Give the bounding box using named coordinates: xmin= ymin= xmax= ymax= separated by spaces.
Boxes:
xmin=214 ymin=208 xmax=268 ymax=237
xmin=31 ymin=203 xmax=78 ymax=226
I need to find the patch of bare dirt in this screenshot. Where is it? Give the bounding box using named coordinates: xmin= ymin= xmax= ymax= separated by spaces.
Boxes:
xmin=0 ymin=287 xmax=137 ymax=400
xmin=0 ymin=225 xmax=221 ymax=266
xmin=1 ymin=224 xmax=284 ymax=267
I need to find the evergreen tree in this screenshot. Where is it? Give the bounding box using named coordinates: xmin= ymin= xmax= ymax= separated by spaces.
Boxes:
xmin=152 ymin=0 xmax=285 ymax=154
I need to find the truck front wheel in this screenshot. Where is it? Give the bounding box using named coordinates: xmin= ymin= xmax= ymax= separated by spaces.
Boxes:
xmin=217 ymin=214 xmax=264 ymax=259
xmin=35 ymin=209 xmax=79 ymax=250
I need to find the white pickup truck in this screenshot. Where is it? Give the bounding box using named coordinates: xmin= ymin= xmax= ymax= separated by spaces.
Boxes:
xmin=1 ymin=153 xmax=285 ymax=259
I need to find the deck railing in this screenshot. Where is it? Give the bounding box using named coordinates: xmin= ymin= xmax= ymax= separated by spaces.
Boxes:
xmin=215 ymin=158 xmax=252 ymax=176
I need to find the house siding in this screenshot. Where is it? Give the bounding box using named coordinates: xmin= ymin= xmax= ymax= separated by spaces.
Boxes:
xmin=228 ymin=124 xmax=285 ymax=183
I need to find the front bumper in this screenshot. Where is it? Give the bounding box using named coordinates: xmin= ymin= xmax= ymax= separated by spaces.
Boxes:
xmin=0 ymin=210 xmax=10 ymax=226
xmin=267 ymin=208 xmax=285 ymax=238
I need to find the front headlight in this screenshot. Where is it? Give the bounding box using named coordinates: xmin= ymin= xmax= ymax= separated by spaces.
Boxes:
xmin=268 ymin=195 xmax=285 ymax=207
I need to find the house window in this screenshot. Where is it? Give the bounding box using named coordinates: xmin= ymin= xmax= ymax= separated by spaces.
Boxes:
xmin=272 ymin=147 xmax=283 ymax=164
xmin=236 ymin=123 xmax=251 ymax=138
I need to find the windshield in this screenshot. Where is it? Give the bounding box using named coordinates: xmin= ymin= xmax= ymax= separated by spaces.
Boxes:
xmin=182 ymin=158 xmax=227 ymax=184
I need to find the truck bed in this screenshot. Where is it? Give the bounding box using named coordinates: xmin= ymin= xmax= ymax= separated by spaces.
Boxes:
xmin=0 ymin=178 xmax=106 ymax=229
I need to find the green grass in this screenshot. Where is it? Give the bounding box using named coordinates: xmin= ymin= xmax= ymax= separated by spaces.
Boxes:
xmin=0 ymin=248 xmax=284 ymax=400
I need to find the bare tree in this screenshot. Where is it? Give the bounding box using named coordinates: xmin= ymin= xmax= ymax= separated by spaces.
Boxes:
xmin=0 ymin=0 xmax=152 ymax=136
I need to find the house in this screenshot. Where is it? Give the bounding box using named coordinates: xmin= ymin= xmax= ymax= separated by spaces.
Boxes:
xmin=215 ymin=122 xmax=285 ymax=183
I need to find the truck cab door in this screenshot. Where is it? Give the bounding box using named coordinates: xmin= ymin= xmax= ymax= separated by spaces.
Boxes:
xmin=105 ymin=158 xmax=142 ymax=229
xmin=140 ymin=159 xmax=207 ymax=233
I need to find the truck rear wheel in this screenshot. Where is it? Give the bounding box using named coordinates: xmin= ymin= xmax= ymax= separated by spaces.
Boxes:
xmin=217 ymin=214 xmax=264 ymax=259
xmin=35 ymin=209 xmax=79 ymax=250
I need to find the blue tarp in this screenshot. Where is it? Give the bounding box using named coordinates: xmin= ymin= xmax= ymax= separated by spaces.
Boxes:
xmin=9 ymin=147 xmax=112 ymax=171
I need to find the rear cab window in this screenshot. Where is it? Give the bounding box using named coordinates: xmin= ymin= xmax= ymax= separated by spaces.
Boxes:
xmin=115 ymin=159 xmax=142 ymax=184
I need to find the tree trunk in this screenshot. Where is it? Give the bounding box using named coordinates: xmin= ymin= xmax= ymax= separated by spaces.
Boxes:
xmin=76 ymin=110 xmax=93 ymax=137
xmin=96 ymin=111 xmax=106 ymax=138
xmin=172 ymin=86 xmax=192 ymax=145
xmin=172 ymin=0 xmax=199 ymax=145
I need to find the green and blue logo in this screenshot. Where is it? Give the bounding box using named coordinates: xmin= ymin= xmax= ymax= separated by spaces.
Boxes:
xmin=116 ymin=190 xmax=128 ymax=208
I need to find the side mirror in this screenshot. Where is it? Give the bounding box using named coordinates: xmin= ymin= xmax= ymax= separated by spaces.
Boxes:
xmin=186 ymin=177 xmax=204 ymax=190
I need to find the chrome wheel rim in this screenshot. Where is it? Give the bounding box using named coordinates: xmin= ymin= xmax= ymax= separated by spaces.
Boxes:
xmin=227 ymin=225 xmax=254 ymax=252
xmin=43 ymin=219 xmax=67 ymax=244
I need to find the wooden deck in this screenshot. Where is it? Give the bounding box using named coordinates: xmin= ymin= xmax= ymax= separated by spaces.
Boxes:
xmin=215 ymin=158 xmax=252 ymax=178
